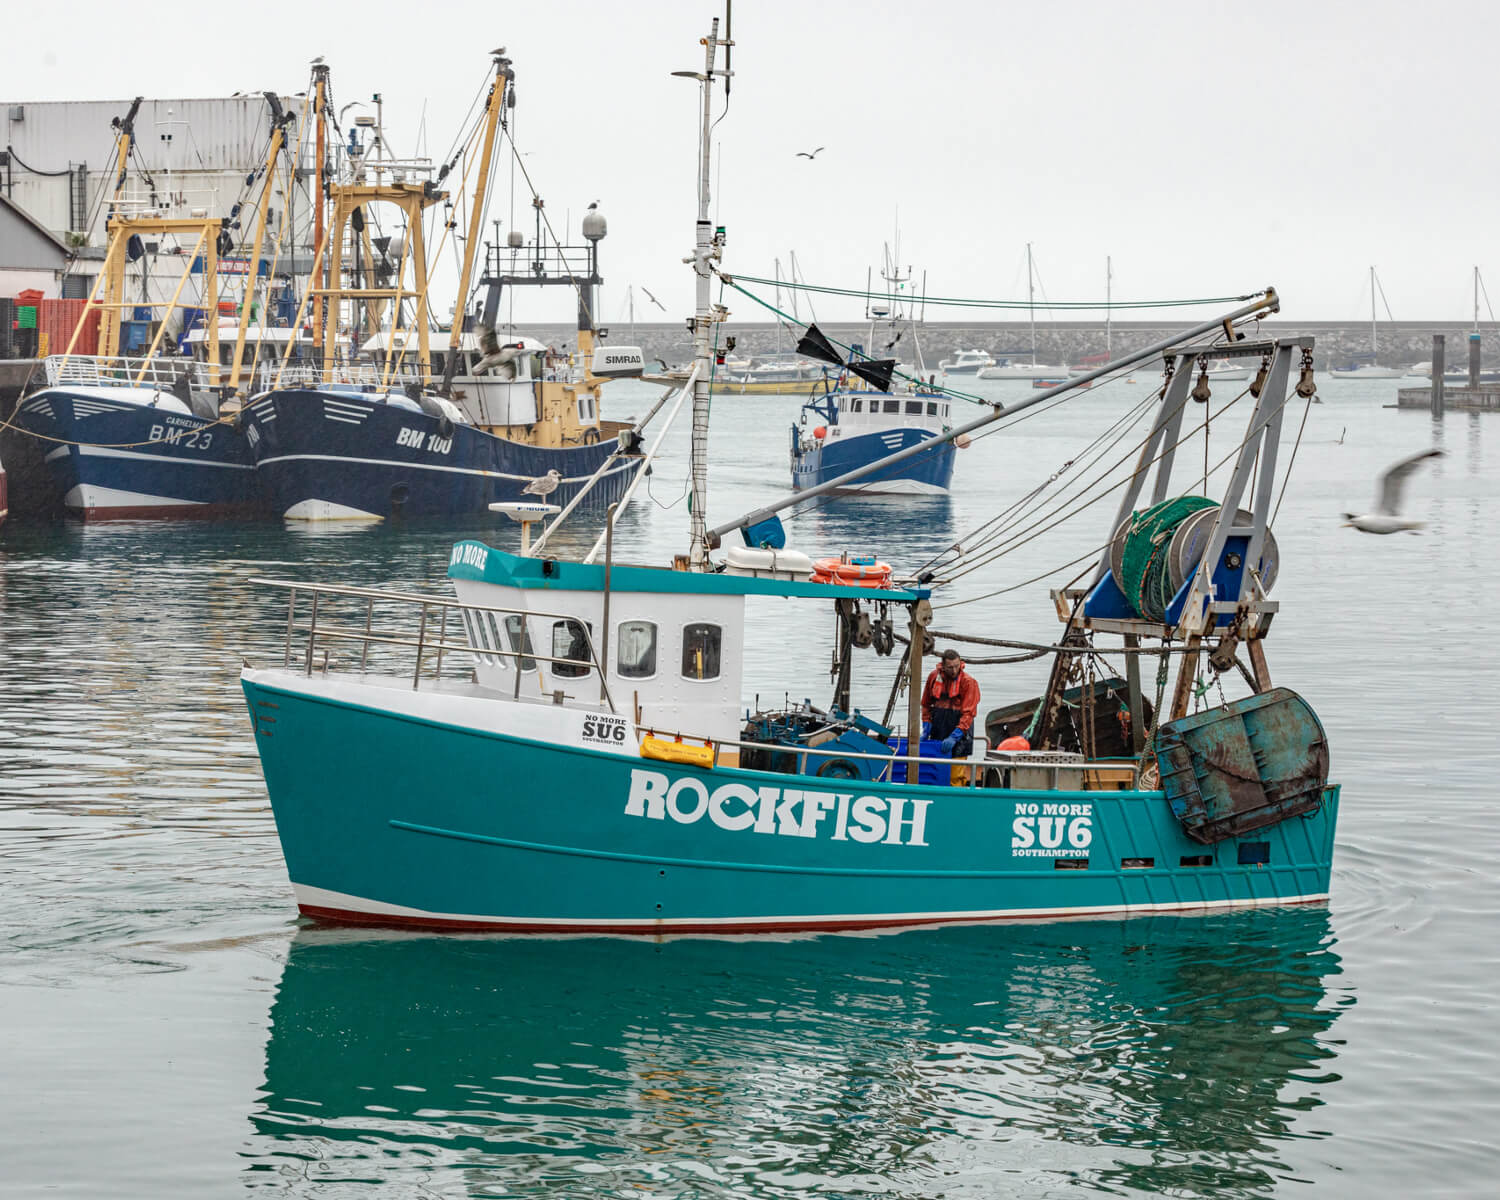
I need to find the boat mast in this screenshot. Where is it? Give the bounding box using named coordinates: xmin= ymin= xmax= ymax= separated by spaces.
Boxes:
xmin=1105 ymin=255 xmax=1112 ymax=357
xmin=1475 ymin=265 xmax=1481 ymax=333
xmin=228 ymin=94 xmax=294 ymax=397
xmin=442 ymin=51 xmax=512 ymax=394
xmin=97 ymin=97 xmax=142 ymax=359
xmin=1370 ymin=264 xmax=1378 ymax=358
xmin=679 ymin=13 xmax=730 ymax=568
xmin=1028 ymin=242 xmax=1036 ymax=364
xmin=311 ymin=65 xmax=328 ymax=364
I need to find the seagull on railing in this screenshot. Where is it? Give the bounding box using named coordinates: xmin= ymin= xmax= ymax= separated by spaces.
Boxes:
xmin=520 ymin=469 xmax=562 ymax=498
xmin=1342 ymin=447 xmax=1444 ymax=533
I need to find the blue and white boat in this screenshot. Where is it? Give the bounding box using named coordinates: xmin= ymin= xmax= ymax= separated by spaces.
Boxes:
xmin=240 ymin=52 xmax=645 ymax=522
xmin=788 ymin=256 xmax=958 ymax=495
xmin=790 ymin=385 xmax=957 ymax=495
xmin=16 ymin=360 xmax=262 ymax=520
xmin=238 ymin=22 xmax=1337 ymax=936
xmin=12 ymin=97 xmax=295 ymax=520
xmin=241 ymin=336 xmax=639 ymax=521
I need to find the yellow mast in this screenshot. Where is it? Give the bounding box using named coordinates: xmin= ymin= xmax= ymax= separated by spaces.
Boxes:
xmin=227 ymin=94 xmax=294 ymax=397
xmin=316 ymin=182 xmax=442 ymax=381
xmin=311 ymin=65 xmax=329 ymax=361
xmin=441 ymin=51 xmax=511 ymax=393
xmin=97 ymin=97 xmax=142 ymax=360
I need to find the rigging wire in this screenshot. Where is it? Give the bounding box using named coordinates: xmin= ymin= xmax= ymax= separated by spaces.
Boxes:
xmin=935 ymin=381 xmax=1280 ymax=610
xmin=938 ymin=384 xmax=1253 ymax=589
xmin=723 ymin=272 xmax=1260 ymax=312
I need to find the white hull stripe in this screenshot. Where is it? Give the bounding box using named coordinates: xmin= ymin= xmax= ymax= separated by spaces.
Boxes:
xmin=293 ymin=882 xmax=1331 ymax=931
xmin=256 ymin=452 xmax=632 ymax=485
xmin=74 ymin=445 xmax=253 ymax=470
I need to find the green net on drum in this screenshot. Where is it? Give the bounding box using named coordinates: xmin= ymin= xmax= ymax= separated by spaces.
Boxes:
xmin=1118 ymin=496 xmax=1216 ymax=621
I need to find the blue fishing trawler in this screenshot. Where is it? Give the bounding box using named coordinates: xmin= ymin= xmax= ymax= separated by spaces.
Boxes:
xmin=238 ymin=18 xmax=1337 ymax=935
xmin=240 ymin=52 xmax=645 ymax=522
xmin=787 ymin=257 xmax=958 ymax=495
xmin=11 ymin=96 xmax=293 ymax=520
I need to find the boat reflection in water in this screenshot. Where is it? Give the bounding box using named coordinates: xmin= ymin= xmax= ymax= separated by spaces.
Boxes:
xmin=247 ymin=908 xmax=1347 ymax=1194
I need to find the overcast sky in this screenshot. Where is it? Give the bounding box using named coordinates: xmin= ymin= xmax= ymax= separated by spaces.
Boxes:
xmin=7 ymin=0 xmax=1498 ymax=328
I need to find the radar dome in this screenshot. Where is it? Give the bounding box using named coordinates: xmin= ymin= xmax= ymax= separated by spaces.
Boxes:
xmin=581 ymin=203 xmax=607 ymax=242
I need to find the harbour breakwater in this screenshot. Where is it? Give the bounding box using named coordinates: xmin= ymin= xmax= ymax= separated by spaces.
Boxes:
xmin=543 ymin=319 xmax=1497 ymax=373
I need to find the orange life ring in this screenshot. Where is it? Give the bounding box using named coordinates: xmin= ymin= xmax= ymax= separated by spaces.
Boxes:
xmin=811 ymin=556 xmax=893 ymax=587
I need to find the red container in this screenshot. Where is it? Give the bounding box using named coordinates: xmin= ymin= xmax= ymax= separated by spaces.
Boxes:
xmin=39 ymin=299 xmax=99 ymax=356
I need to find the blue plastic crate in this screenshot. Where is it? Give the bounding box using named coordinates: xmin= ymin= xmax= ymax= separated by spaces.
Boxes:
xmin=887 ymin=737 xmax=952 ymax=787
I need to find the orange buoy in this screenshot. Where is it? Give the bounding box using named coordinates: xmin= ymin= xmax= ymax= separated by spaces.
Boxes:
xmin=811 ymin=556 xmax=893 ymax=587
xmin=954 ymin=433 xmax=972 ymax=449
xmin=996 ymin=735 xmax=1031 ymax=752
xmin=813 ymin=425 xmax=828 ymax=439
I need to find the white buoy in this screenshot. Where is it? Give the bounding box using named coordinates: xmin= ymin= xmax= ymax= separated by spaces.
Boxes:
xmin=488 ymin=501 xmax=561 ymax=554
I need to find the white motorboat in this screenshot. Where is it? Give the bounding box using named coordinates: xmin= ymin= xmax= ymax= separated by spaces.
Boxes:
xmin=939 ymin=348 xmax=994 ymax=374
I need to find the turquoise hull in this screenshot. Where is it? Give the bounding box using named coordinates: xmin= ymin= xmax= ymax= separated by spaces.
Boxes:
xmin=243 ymin=674 xmax=1338 ymax=934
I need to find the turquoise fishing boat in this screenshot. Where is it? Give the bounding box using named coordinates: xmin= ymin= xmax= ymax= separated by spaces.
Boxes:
xmin=240 ymin=15 xmax=1338 ymax=935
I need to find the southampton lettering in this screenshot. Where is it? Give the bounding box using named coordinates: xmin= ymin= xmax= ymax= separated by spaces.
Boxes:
xmin=625 ymin=768 xmax=930 ymax=847
xmin=1010 ymin=801 xmax=1093 ymax=858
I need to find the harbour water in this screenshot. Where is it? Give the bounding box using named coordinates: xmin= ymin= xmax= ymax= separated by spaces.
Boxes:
xmin=1 ymin=373 xmax=1497 ymax=1196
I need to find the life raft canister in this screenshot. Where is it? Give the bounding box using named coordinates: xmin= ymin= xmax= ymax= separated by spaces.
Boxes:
xmin=811 ymin=553 xmax=893 ymax=588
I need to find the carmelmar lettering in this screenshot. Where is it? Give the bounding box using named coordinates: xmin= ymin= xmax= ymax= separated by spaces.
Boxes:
xmin=625 ymin=768 xmax=930 ymax=847
xmin=1010 ymin=800 xmax=1093 ymax=857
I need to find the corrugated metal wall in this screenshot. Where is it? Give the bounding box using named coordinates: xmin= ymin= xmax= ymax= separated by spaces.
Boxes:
xmin=1 ymin=96 xmax=310 ymax=244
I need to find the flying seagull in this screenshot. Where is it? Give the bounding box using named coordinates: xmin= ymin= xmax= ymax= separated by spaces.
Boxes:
xmin=520 ymin=468 xmax=562 ymax=498
xmin=796 ymin=146 xmax=826 ymax=160
xmin=1341 ymin=447 xmax=1444 ymax=533
xmin=640 ymin=286 xmax=667 ymax=312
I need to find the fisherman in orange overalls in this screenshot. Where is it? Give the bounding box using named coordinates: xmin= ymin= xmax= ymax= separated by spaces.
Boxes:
xmin=921 ymin=649 xmax=980 ymax=758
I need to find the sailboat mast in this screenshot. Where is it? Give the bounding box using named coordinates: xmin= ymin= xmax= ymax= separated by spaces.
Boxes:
xmin=1475 ymin=265 xmax=1480 ymax=333
xmin=1370 ymin=264 xmax=1378 ymax=357
xmin=685 ymin=16 xmax=727 ymax=567
xmin=1105 ymin=254 xmax=1112 ymax=357
xmin=1028 ymin=242 xmax=1036 ymax=362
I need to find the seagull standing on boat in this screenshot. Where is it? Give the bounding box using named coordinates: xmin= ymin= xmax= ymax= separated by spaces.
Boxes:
xmin=520 ymin=469 xmax=562 ymax=498
xmin=1341 ymin=448 xmax=1444 ymax=533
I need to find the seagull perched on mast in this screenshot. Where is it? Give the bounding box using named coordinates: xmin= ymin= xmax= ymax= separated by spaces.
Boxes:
xmin=1341 ymin=448 xmax=1444 ymax=533
xmin=520 ymin=469 xmax=562 ymax=498
xmin=796 ymin=146 xmax=826 ymax=160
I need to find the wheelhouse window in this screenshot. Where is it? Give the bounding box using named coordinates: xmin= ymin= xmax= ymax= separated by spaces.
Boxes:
xmin=617 ymin=620 xmax=657 ymax=679
xmin=905 ymin=400 xmax=923 ymax=415
xmin=577 ymin=392 xmax=597 ymax=423
xmin=927 ymin=401 xmax=939 ymax=416
xmin=485 ymin=613 xmax=508 ymax=668
xmin=681 ymin=623 xmax=722 ymax=681
xmin=551 ymin=619 xmax=593 ymax=678
xmin=852 ymin=398 xmax=863 ymax=412
xmin=462 ymin=610 xmax=497 ymax=667
xmin=503 ymin=614 xmax=536 ymax=671
xmin=941 ymin=403 xmax=950 ymax=418
xmin=883 ymin=399 xmax=901 ymax=414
